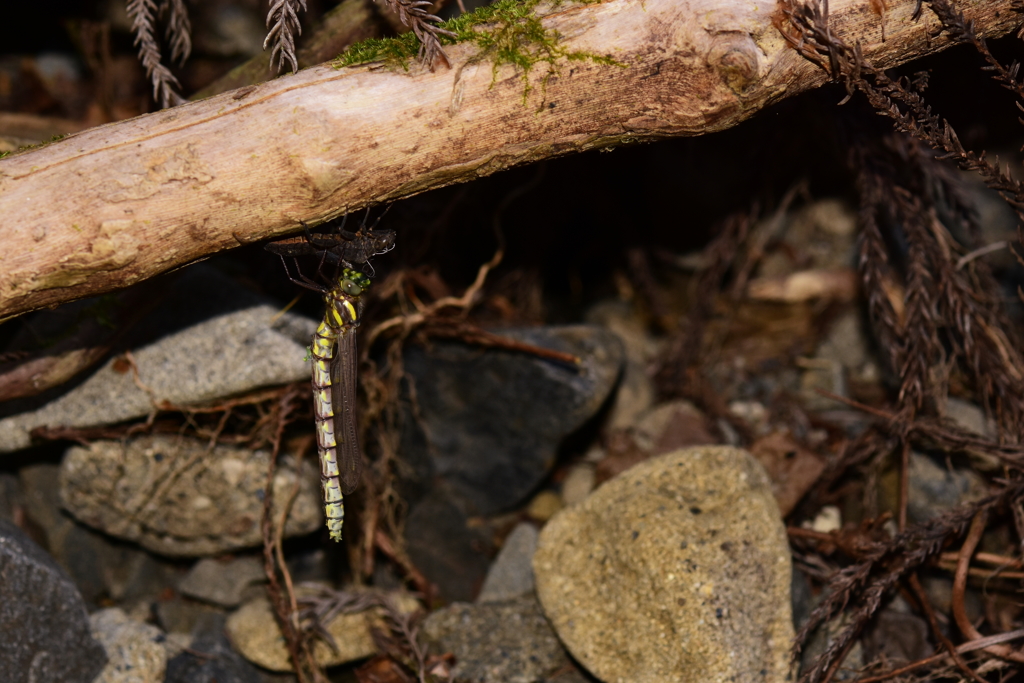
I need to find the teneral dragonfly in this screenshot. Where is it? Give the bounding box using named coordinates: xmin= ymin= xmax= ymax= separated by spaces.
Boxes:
xmin=267 ymin=221 xmax=393 ymax=541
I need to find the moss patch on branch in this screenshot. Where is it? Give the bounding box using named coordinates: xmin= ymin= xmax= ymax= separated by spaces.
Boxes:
xmin=336 ymin=0 xmax=621 ymax=102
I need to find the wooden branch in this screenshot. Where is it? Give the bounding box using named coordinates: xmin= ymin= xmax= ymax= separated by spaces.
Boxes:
xmin=0 ymin=0 xmax=1019 ymax=322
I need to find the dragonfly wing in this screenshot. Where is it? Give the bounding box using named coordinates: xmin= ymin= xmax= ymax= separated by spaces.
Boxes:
xmin=330 ymin=327 xmax=364 ymax=495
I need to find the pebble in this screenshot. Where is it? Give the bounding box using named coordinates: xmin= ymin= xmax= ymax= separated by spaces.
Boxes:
xmin=178 ymin=556 xmax=266 ymax=607
xmin=534 ymin=446 xmax=793 ymax=683
xmin=585 ymin=300 xmax=658 ymax=430
xmin=0 ymin=519 xmax=107 ymax=683
xmin=526 ymin=490 xmax=563 ymax=522
xmin=59 ymin=435 xmax=321 ymax=556
xmin=226 ymin=589 xmax=420 ymax=671
xmin=477 ymin=522 xmax=538 ymax=603
xmin=880 ymin=451 xmax=988 ymax=525
xmin=89 ymin=608 xmax=168 ymax=683
xmin=560 ymin=462 xmax=595 ymax=506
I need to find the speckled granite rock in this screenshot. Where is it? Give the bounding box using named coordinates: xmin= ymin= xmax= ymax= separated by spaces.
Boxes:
xmin=90 ymin=608 xmax=167 ymax=683
xmin=0 ymin=519 xmax=107 ymax=683
xmin=59 ymin=435 xmax=321 ymax=556
xmin=421 ymin=594 xmax=571 ymax=683
xmin=534 ymin=446 xmax=793 ymax=683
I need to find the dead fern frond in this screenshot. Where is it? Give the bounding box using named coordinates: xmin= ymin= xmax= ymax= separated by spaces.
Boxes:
xmin=163 ymin=0 xmax=192 ymax=65
xmin=379 ymin=0 xmax=456 ymax=69
xmin=784 ymin=0 xmax=1024 ymax=439
xmin=794 ymin=483 xmax=1024 ymax=683
xmin=126 ymin=0 xmax=184 ymax=108
xmin=265 ymin=0 xmax=307 ymax=74
xmin=781 ymin=0 xmax=1024 ymax=226
xmin=925 ymin=0 xmax=1024 ymax=103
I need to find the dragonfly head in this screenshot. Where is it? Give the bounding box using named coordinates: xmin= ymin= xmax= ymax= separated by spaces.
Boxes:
xmin=339 ymin=268 xmax=371 ymax=296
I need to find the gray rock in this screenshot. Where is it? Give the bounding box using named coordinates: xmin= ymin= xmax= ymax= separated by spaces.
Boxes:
xmin=0 ymin=266 xmax=315 ymax=453
xmin=477 ymin=522 xmax=538 ymax=603
xmin=534 ymin=446 xmax=793 ymax=683
xmin=422 ymin=594 xmax=571 ymax=683
xmin=404 ymin=489 xmax=493 ymax=603
xmin=59 ymin=434 xmax=321 ymax=556
xmin=585 ymin=300 xmax=658 ymax=430
xmin=17 ymin=464 xmax=181 ymax=610
xmin=178 ymin=556 xmax=266 ymax=607
xmin=0 ymin=519 xmax=107 ymax=683
xmin=401 ymin=325 xmax=623 ymax=515
xmin=861 ymin=604 xmax=931 ymax=666
xmin=886 ymin=452 xmax=989 ymax=525
xmin=945 ymin=397 xmax=994 ymax=438
xmin=90 ymin=608 xmax=168 ymax=683
xmin=154 ymin=596 xmax=225 ymax=636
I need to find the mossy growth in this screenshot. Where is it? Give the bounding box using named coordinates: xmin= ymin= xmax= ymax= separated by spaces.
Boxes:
xmin=335 ymin=0 xmax=622 ymax=103
xmin=1 ymin=133 xmax=69 ymax=159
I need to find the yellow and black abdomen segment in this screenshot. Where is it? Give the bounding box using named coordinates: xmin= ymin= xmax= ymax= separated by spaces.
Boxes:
xmin=310 ymin=268 xmax=369 ymax=542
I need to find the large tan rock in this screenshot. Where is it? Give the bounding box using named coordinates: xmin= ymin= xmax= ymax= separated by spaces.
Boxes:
xmin=534 ymin=446 xmax=793 ymax=683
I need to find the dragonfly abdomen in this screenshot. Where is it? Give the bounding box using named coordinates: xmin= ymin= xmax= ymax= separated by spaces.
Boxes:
xmin=309 ymin=269 xmax=369 ymax=542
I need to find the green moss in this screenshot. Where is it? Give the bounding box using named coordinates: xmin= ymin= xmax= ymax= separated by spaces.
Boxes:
xmin=335 ymin=0 xmax=623 ymax=103
xmin=2 ymin=133 xmax=69 ymax=159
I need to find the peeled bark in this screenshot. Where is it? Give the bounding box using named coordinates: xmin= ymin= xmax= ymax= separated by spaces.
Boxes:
xmin=0 ymin=0 xmax=1018 ymax=321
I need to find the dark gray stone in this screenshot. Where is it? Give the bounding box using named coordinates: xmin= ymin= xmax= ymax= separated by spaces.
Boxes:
xmin=0 ymin=518 xmax=106 ymax=683
xmin=19 ymin=463 xmax=183 ymax=610
xmin=404 ymin=489 xmax=493 ymax=603
xmin=401 ymin=325 xmax=623 ymax=515
xmin=422 ymin=594 xmax=571 ymax=683
xmin=164 ymin=612 xmax=264 ymax=683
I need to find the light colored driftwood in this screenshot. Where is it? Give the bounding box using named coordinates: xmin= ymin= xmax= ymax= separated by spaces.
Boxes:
xmin=0 ymin=0 xmax=1018 ymax=322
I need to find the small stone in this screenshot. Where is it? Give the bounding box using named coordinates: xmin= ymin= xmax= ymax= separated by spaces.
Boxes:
xmin=226 ymin=589 xmax=420 ymax=671
xmin=154 ymin=596 xmax=224 ymax=636
xmin=585 ymin=300 xmax=658 ymax=430
xmin=526 ymin=490 xmax=563 ymax=522
xmin=178 ymin=556 xmax=266 ymax=607
xmin=534 ymin=446 xmax=793 ymax=683
xmin=477 ymin=523 xmax=538 ymax=603
xmin=806 ymin=505 xmax=841 ymax=533
xmin=0 ymin=519 xmax=107 ymax=683
xmin=422 ymin=594 xmax=570 ymax=683
xmin=881 ymin=452 xmax=988 ymax=525
xmin=560 ymin=463 xmax=595 ymax=507
xmin=90 ymin=608 xmax=167 ymax=683
xmin=59 ymin=435 xmax=321 ymax=556
xmin=798 ymin=357 xmax=848 ymax=411
xmin=632 ymin=400 xmax=717 ymax=454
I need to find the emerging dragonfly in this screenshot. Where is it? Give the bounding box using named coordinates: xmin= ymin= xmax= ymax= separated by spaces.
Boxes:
xmin=266 ymin=218 xmax=394 ymax=541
